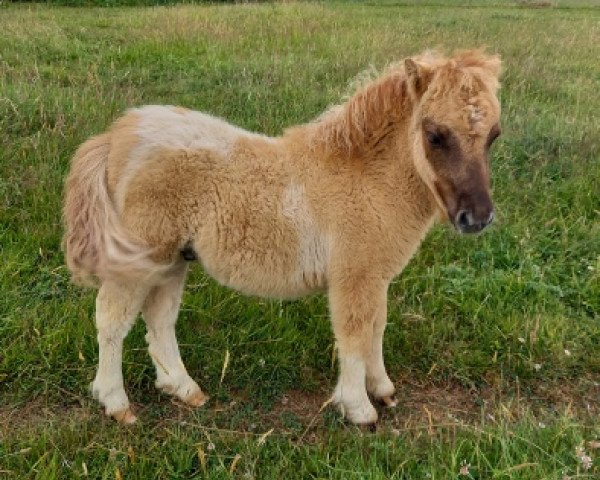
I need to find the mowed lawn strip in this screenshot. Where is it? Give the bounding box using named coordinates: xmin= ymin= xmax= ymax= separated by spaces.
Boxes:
xmin=0 ymin=2 xmax=598 ymax=478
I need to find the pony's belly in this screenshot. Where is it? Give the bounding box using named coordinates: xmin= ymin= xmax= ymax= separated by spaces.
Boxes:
xmin=198 ymin=247 xmax=327 ymax=299
xmin=194 ymin=216 xmax=328 ymax=299
xmin=190 ymin=179 xmax=329 ymax=299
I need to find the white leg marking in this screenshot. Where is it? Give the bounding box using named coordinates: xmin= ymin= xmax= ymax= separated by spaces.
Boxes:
xmin=334 ymin=355 xmax=378 ymax=424
xmin=92 ymin=281 xmax=149 ymax=423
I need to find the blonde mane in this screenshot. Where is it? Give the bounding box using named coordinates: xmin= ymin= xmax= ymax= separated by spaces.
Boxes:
xmin=302 ymin=49 xmax=501 ymax=157
xmin=306 ymin=68 xmax=410 ymax=156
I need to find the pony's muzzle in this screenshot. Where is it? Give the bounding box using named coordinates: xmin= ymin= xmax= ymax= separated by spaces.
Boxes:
xmin=454 ymin=209 xmax=494 ymax=234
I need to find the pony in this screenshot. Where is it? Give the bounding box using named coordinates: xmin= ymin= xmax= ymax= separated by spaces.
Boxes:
xmin=63 ymin=49 xmax=502 ymax=425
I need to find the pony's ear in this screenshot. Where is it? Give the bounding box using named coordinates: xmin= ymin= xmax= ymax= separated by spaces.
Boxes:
xmin=404 ymin=58 xmax=433 ymax=101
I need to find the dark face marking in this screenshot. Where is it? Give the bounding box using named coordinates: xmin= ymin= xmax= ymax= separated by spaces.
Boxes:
xmin=421 ymin=119 xmax=499 ymax=234
xmin=422 ymin=119 xmax=461 ymax=169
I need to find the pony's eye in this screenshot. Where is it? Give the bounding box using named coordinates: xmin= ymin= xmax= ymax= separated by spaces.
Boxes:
xmin=426 ymin=131 xmax=444 ymax=148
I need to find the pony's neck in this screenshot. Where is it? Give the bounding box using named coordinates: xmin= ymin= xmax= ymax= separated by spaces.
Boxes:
xmin=305 ymin=70 xmax=438 ymax=221
xmin=302 ymin=70 xmax=414 ymax=159
xmin=282 ymin=68 xmax=438 ymax=220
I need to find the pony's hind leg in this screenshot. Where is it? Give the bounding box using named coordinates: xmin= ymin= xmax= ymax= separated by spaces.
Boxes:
xmin=92 ymin=280 xmax=149 ymax=424
xmin=142 ymin=263 xmax=207 ymax=408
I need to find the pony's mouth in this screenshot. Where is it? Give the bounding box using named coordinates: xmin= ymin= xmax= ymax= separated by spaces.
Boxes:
xmin=451 ymin=208 xmax=495 ymax=234
xmin=432 ymin=182 xmax=494 ymax=235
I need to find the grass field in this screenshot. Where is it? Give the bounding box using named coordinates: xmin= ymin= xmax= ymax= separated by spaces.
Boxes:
xmin=1 ymin=1 xmax=599 ymax=478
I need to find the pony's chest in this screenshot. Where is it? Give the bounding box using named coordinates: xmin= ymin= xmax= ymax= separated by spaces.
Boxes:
xmin=387 ymin=214 xmax=436 ymax=277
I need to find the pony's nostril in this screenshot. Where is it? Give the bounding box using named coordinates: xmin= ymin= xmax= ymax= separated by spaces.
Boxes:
xmin=456 ymin=210 xmax=471 ymax=228
xmin=486 ymin=210 xmax=495 ymax=226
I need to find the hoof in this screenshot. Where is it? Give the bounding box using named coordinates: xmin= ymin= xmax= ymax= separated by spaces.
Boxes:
xmin=112 ymin=408 xmax=137 ymax=424
xmin=378 ymin=395 xmax=398 ymax=408
xmin=184 ymin=390 xmax=209 ymax=408
xmin=342 ymin=403 xmax=378 ymax=425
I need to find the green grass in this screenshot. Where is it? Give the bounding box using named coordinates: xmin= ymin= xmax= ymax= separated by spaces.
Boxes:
xmin=1 ymin=1 xmax=599 ymax=478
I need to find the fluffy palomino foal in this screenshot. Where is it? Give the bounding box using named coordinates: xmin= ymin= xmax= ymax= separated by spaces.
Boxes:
xmin=63 ymin=49 xmax=502 ymax=425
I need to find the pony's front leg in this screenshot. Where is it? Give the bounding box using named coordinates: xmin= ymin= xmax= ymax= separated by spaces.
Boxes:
xmin=92 ymin=281 xmax=149 ymax=424
xmin=329 ymin=276 xmax=387 ymax=425
xmin=142 ymin=264 xmax=207 ymax=408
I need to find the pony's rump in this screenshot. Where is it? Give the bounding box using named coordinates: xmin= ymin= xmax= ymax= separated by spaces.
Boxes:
xmin=62 ymin=134 xmax=158 ymax=286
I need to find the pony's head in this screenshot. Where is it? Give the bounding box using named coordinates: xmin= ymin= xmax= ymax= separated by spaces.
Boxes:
xmin=406 ymin=50 xmax=502 ymax=234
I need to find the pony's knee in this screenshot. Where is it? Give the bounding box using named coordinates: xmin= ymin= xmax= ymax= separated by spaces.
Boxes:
xmin=334 ymin=323 xmax=374 ymax=360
